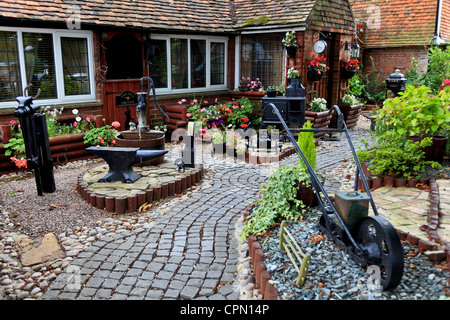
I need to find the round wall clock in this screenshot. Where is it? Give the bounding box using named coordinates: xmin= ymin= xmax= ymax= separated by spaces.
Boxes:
xmin=313 ymin=40 xmax=327 ymax=54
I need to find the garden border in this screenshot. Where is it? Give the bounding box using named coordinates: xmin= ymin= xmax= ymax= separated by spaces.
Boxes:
xmin=76 ymin=164 xmax=205 ymax=215
xmin=241 ymin=181 xmax=450 ymax=299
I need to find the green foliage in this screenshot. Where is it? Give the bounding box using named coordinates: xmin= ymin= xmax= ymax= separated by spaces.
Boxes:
xmin=404 ymin=57 xmax=425 ymax=87
xmin=4 ymin=135 xmax=25 ymax=159
xmin=357 ymin=131 xmax=441 ymax=178
xmin=83 ymin=121 xmax=119 ymax=146
xmin=422 ymin=45 xmax=450 ymax=92
xmin=297 ymin=121 xmax=317 ymax=171
xmin=227 ymin=97 xmax=261 ymax=130
xmin=241 ymin=165 xmax=307 ymax=238
xmin=348 ymin=74 xmax=364 ymax=98
xmin=356 ymin=56 xmax=386 ymax=102
xmin=378 ymin=85 xmax=450 ymax=138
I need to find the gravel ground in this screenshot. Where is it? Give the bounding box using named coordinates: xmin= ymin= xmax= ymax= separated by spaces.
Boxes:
xmin=0 ymin=159 xmax=108 ymax=238
xmin=257 ymin=207 xmax=449 ymax=300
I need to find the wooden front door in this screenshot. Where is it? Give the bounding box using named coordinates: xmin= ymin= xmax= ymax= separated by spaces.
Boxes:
xmin=100 ymin=32 xmax=146 ymax=131
xmin=305 ymin=34 xmax=336 ymax=107
xmin=102 ymin=80 xmax=145 ymax=131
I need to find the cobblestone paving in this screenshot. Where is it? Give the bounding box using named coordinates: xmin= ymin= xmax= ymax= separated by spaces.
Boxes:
xmin=41 ymin=130 xmax=372 ymax=300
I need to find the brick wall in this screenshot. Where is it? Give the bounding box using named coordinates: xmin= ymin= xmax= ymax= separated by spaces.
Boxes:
xmin=362 ymin=46 xmax=429 ymax=81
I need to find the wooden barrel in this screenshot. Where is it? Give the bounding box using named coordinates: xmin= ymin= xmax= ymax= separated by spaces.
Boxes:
xmin=115 ymin=130 xmax=165 ymax=166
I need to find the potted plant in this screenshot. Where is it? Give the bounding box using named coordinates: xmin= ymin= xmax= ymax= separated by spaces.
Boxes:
xmin=266 ymin=85 xmax=277 ymax=97
xmin=286 ymin=67 xmax=304 ymax=97
xmin=305 ymin=97 xmax=331 ymax=138
xmin=339 ymin=93 xmax=362 ymax=129
xmin=209 ymin=127 xmax=225 ymax=154
xmin=230 ymin=77 xmax=265 ymax=100
xmin=307 ymin=54 xmax=329 ymax=82
xmin=340 ymin=57 xmax=360 ymax=80
xmin=282 ymin=31 xmax=300 ymax=58
xmin=356 ymin=131 xmax=441 ymax=187
xmin=295 ymin=121 xmax=324 ymax=206
xmin=377 ymin=85 xmax=450 ymax=163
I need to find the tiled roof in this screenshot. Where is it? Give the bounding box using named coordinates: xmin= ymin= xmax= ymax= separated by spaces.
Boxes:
xmin=232 ymin=0 xmax=316 ymax=29
xmin=0 ymin=0 xmax=235 ymax=33
xmin=233 ymin=0 xmax=355 ymax=33
xmin=0 ymin=0 xmax=356 ymax=34
xmin=349 ymin=0 xmax=438 ymax=47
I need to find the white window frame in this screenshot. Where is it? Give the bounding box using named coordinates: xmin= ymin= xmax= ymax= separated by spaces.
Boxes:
xmin=0 ymin=26 xmax=96 ymax=109
xmin=150 ymin=34 xmax=228 ymax=95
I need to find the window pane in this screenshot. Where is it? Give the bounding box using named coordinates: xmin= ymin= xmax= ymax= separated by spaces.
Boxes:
xmin=171 ymin=38 xmax=188 ymax=89
xmin=241 ymin=34 xmax=284 ymax=88
xmin=147 ymin=39 xmax=167 ymax=88
xmin=61 ymin=37 xmax=90 ymax=96
xmin=0 ymin=31 xmax=21 ymax=102
xmin=211 ymin=42 xmax=225 ymax=85
xmin=191 ymin=39 xmax=206 ymax=88
xmin=23 ymin=33 xmax=57 ymax=99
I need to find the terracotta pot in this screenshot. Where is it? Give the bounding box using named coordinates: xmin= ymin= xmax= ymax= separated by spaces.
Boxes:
xmin=408 ymin=135 xmax=448 ymax=164
xmin=360 ymin=161 xmax=371 ymax=176
xmin=357 ymin=177 xmax=372 ymax=192
xmin=383 ymin=177 xmax=394 ymax=187
xmin=394 ymin=177 xmax=407 ymax=187
xmin=407 ymin=178 xmax=419 ymax=188
xmin=371 ymin=177 xmax=383 ymax=190
xmin=295 ymin=180 xmax=321 ymax=207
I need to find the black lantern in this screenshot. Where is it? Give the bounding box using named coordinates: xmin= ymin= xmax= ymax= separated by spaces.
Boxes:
xmin=385 ymin=69 xmax=407 ymax=98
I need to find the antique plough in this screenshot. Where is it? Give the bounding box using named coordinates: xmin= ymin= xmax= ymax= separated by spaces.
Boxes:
xmin=265 ymin=103 xmax=404 ymax=290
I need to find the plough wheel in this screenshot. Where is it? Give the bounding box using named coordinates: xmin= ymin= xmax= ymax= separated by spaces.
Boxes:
xmin=355 ymin=216 xmax=404 ymax=290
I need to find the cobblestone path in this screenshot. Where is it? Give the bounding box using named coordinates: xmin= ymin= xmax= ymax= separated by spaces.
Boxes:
xmin=42 ymin=131 xmax=370 ymax=300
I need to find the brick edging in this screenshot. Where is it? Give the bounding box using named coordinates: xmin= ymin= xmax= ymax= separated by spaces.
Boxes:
xmin=76 ymin=164 xmax=205 ymax=215
xmin=242 ymin=191 xmax=450 ymax=299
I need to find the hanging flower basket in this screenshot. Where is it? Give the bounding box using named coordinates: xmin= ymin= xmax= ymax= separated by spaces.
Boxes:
xmin=307 ymin=67 xmax=324 ymax=82
xmin=306 ymin=55 xmax=328 ymax=82
xmin=286 ymin=46 xmax=297 ymax=58
xmin=341 ymin=68 xmax=357 ymax=80
xmin=340 ymin=57 xmax=360 ymax=80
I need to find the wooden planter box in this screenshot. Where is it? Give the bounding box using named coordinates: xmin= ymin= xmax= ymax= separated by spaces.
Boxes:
xmin=229 ymin=90 xmax=265 ymax=101
xmin=304 ymin=110 xmax=332 ymax=138
xmin=338 ymin=104 xmax=362 ymax=129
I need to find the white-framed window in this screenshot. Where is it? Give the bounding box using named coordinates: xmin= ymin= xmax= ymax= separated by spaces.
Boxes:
xmin=147 ymin=35 xmax=228 ymax=94
xmin=0 ymin=26 xmax=96 ymax=108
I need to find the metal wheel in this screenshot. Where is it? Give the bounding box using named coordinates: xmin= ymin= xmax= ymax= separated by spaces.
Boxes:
xmin=355 ymin=216 xmax=404 ymax=290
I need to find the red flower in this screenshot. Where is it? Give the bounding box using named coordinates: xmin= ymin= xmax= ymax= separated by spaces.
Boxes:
xmin=240 ymin=124 xmax=248 ymax=128
xmin=241 ymin=117 xmax=249 ymax=123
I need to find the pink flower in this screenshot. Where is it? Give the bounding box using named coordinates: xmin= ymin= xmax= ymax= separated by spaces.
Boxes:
xmin=73 ymin=122 xmax=78 ymax=127
xmin=181 ymin=99 xmax=187 ymax=103
xmin=186 ymin=113 xmax=192 ymax=117
xmin=193 ymin=99 xmax=198 ymax=103
xmin=201 ymin=108 xmax=206 ymax=112
xmin=111 ymin=121 xmax=121 ymax=128
xmin=204 ymin=100 xmax=208 ymax=104
xmin=85 ymin=117 xmax=91 ymax=122
xmin=9 ymin=120 xmax=16 ymax=125
xmin=178 ymin=100 xmax=183 ymax=105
